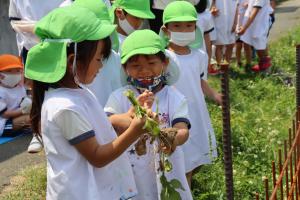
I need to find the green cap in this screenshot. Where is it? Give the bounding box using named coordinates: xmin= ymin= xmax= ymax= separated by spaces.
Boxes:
xmin=163 ymin=1 xmax=197 ymax=24
xmin=73 ymin=0 xmax=119 ymax=51
xmin=120 ymin=30 xmax=179 ymax=85
xmin=110 ymin=0 xmax=155 ymax=22
xmin=25 ymin=6 xmax=116 ymax=83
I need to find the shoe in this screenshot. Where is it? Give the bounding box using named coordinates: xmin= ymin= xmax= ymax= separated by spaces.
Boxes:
xmin=251 ymin=57 xmax=272 ymax=72
xmin=27 ymin=135 xmax=43 ymax=153
xmin=208 ymin=64 xmax=220 ymax=75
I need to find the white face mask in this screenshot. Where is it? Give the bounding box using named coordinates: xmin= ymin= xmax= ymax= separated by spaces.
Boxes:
xmin=119 ymin=18 xmax=136 ymax=35
xmin=0 ymin=73 xmax=22 ymax=88
xmin=169 ymin=31 xmax=196 ymax=46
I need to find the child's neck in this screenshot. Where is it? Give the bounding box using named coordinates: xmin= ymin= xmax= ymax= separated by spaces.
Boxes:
xmin=117 ymin=26 xmax=127 ymax=36
xmin=168 ymin=42 xmax=191 ymax=55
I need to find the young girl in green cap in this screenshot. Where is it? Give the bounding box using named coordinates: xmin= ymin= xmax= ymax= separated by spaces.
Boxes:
xmin=104 ymin=29 xmax=193 ymax=199
xmin=111 ymin=0 xmax=155 ymax=50
xmin=71 ymin=0 xmax=123 ymax=106
xmin=161 ymin=1 xmax=222 ymax=187
xmin=25 ymin=6 xmax=153 ymax=199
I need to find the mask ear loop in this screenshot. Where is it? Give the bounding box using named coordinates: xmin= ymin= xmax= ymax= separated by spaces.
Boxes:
xmin=72 ymin=42 xmax=80 ymax=85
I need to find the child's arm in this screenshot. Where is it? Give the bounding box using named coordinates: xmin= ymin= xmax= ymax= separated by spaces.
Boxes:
xmin=74 ymin=115 xmax=148 ymax=168
xmin=1 ymin=109 xmax=23 ymax=119
xmin=109 ymin=108 xmax=134 ymax=135
xmin=232 ymin=3 xmax=239 ymax=33
xmin=107 ymin=90 xmax=155 ymax=135
xmin=237 ymin=7 xmax=261 ymax=35
xmin=201 ymin=79 xmax=222 ymax=105
xmin=173 ymin=122 xmax=189 ymax=146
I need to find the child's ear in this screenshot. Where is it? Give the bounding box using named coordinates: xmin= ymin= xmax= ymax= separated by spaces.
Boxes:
xmin=115 ymin=8 xmax=126 ymax=20
xmin=163 ymin=57 xmax=169 ymax=71
xmin=161 ymin=26 xmax=170 ymax=37
xmin=66 ymin=54 xmax=75 ymax=72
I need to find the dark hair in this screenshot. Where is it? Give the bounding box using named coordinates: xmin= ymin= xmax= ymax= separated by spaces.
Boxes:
xmin=124 ymin=51 xmax=167 ymax=67
xmin=195 ymin=0 xmax=208 ymax=13
xmin=30 ymin=40 xmax=100 ymax=136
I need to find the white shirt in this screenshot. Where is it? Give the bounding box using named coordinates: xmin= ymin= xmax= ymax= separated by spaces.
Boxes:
xmin=167 ymin=49 xmax=218 ymax=172
xmin=86 ymin=50 xmax=122 ymax=106
xmin=197 ymin=10 xmax=215 ymax=51
xmin=9 ymin=0 xmax=64 ymax=53
xmin=42 ymin=88 xmax=137 ymax=200
xmin=105 ymin=85 xmax=193 ymax=200
xmin=0 ymin=85 xmax=26 ymax=135
xmin=213 ymin=0 xmax=238 ymax=45
xmin=241 ymin=0 xmax=273 ymax=49
xmin=118 ymin=33 xmax=127 ymax=53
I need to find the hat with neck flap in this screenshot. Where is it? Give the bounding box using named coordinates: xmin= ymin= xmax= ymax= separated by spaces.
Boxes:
xmin=73 ymin=0 xmax=119 ymax=51
xmin=25 ymin=6 xmax=116 ymax=83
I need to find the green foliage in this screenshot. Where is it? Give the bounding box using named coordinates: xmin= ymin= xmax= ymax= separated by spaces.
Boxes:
xmin=192 ymin=27 xmax=300 ymax=199
xmin=160 ymin=174 xmax=185 ymax=200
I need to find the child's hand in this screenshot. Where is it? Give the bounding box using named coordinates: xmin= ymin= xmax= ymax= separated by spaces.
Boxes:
xmin=236 ymin=26 xmax=246 ymax=35
xmin=210 ymin=6 xmax=219 ymax=17
xmin=214 ymin=93 xmax=223 ymax=106
xmin=137 ymin=90 xmax=155 ymax=109
xmin=20 ymin=97 xmax=32 ymax=114
xmin=129 ymin=109 xmax=158 ymax=137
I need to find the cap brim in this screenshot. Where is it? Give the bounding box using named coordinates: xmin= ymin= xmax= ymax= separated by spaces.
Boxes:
xmin=125 ymin=8 xmax=155 ymax=19
xmin=164 ymin=16 xmax=197 ymax=24
xmin=87 ymin=24 xmax=117 ymax=40
xmin=120 ymin=50 xmax=180 ymax=86
xmin=121 ymin=47 xmax=161 ymax=64
xmin=25 ymin=42 xmax=67 ymax=83
xmin=1 ymin=65 xmax=23 ymax=71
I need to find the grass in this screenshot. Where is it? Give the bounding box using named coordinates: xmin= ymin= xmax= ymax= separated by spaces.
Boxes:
xmin=0 ymin=164 xmax=46 ymax=200
xmin=192 ymin=26 xmax=300 ymax=199
xmin=1 ymin=26 xmax=300 ymax=200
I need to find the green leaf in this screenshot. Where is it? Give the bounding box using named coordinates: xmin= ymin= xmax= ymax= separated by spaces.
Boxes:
xmin=170 ymin=179 xmax=185 ymax=191
xmin=164 ymin=159 xmax=173 ymax=172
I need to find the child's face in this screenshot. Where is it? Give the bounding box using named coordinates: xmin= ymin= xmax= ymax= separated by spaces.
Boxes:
xmin=78 ymin=40 xmax=104 ymax=84
xmin=125 ymin=55 xmax=168 ymax=79
xmin=166 ymin=21 xmax=196 ymax=33
xmin=0 ymin=68 xmax=23 ymax=88
xmin=116 ymin=9 xmax=143 ymax=30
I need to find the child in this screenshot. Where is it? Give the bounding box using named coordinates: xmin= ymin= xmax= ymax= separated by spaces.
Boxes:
xmin=194 ymin=0 xmax=218 ymax=75
xmin=104 ymin=30 xmax=193 ymax=199
xmin=72 ymin=0 xmax=122 ymax=106
xmin=235 ymin=0 xmax=253 ymax=71
xmin=0 ymin=54 xmax=32 ymax=137
xmin=111 ymin=0 xmax=155 ymax=49
xmin=161 ymin=1 xmax=221 ymax=186
xmin=237 ymin=0 xmax=273 ymax=72
xmin=9 ymin=0 xmax=64 ymax=152
xmin=210 ymin=0 xmax=238 ymax=64
xmin=25 ymin=6 xmax=150 ymax=199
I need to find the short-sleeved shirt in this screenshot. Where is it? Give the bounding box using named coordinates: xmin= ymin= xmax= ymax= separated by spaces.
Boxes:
xmin=167 ymin=49 xmax=218 ymax=172
xmin=0 ymin=85 xmax=26 ymax=135
xmin=105 ymin=85 xmax=193 ymax=200
xmin=42 ymin=88 xmax=137 ymax=200
xmin=9 ymin=0 xmax=64 ymax=53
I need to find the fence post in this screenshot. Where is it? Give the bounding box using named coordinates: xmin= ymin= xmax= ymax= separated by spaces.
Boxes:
xmin=296 ymin=45 xmax=300 ymax=108
xmin=220 ymin=63 xmax=234 ymax=200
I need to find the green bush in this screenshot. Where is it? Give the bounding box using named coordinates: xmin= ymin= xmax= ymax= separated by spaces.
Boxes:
xmin=192 ymin=27 xmax=300 ymax=199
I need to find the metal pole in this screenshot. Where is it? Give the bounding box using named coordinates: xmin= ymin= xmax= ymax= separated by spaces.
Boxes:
xmin=296 ymin=45 xmax=300 ymax=108
xmin=220 ymin=63 xmax=234 ymax=200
